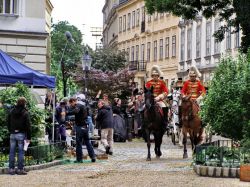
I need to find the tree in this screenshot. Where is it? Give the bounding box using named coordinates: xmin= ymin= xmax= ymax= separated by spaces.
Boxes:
xmin=91 ymin=48 xmax=128 ymax=73
xmin=73 ymin=48 xmax=134 ymax=99
xmin=200 ymin=53 xmax=249 ymax=142
xmin=145 ymin=0 xmax=250 ymax=53
xmin=51 ymin=21 xmax=83 ymax=97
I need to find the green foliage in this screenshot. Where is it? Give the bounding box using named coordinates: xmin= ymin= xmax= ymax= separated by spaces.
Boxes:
xmin=51 ymin=21 xmax=83 ymax=97
xmin=0 ymin=83 xmax=44 ymax=147
xmin=200 ymin=53 xmax=249 ymax=142
xmin=145 ymin=0 xmax=250 ymax=53
xmin=91 ymin=48 xmax=128 ymax=73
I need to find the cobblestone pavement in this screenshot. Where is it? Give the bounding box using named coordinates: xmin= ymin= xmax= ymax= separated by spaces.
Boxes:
xmin=0 ymin=135 xmax=249 ymax=187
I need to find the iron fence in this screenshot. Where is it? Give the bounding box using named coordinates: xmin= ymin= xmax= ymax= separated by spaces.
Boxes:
xmin=0 ymin=141 xmax=66 ymax=168
xmin=195 ymin=140 xmax=250 ymax=167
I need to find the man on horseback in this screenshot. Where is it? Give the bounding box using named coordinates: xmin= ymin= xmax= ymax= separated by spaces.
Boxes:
xmin=145 ymin=65 xmax=169 ymax=130
xmin=181 ymin=66 xmax=206 ymax=142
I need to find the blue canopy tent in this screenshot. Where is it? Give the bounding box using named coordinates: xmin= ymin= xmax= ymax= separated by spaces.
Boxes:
xmin=0 ymin=49 xmax=55 ymax=88
xmin=0 ymin=49 xmax=57 ymax=141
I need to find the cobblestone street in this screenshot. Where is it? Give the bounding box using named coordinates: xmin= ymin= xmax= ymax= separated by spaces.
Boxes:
xmin=0 ymin=135 xmax=249 ymax=187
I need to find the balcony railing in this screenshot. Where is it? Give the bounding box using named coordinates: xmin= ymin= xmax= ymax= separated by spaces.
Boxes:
xmin=129 ymin=60 xmax=147 ymax=72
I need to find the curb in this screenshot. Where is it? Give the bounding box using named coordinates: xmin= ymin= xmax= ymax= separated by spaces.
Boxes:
xmin=193 ymin=165 xmax=240 ymax=178
xmin=0 ymin=159 xmax=68 ymax=175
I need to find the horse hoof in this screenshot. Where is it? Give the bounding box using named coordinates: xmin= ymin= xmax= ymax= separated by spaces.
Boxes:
xmin=183 ymin=154 xmax=188 ymax=159
xmin=146 ymin=158 xmax=151 ymax=161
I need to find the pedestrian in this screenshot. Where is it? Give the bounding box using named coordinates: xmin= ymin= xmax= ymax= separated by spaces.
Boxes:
xmin=95 ymin=90 xmax=111 ymax=106
xmin=7 ymin=97 xmax=31 ymax=175
xmin=68 ymin=97 xmax=96 ymax=163
xmin=96 ymin=99 xmax=114 ymax=155
xmin=55 ymin=100 xmax=69 ymax=142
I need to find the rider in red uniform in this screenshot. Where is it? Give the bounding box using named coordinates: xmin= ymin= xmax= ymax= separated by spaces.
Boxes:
xmin=181 ymin=66 xmax=206 ymax=103
xmin=145 ymin=65 xmax=169 ymax=129
xmin=181 ymin=66 xmax=206 ymax=142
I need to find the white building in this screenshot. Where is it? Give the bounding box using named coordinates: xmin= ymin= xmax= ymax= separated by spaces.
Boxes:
xmin=177 ymin=16 xmax=241 ymax=82
xmin=0 ymin=0 xmax=53 ymax=96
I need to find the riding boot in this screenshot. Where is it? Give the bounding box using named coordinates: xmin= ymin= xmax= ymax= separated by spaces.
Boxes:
xmin=162 ymin=107 xmax=169 ymax=131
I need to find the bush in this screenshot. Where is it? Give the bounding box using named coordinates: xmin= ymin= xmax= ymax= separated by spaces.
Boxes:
xmin=201 ymin=53 xmax=249 ymax=143
xmin=0 ymin=83 xmax=45 ymax=147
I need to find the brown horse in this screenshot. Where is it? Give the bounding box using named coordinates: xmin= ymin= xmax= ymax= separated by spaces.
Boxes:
xmin=181 ymin=96 xmax=203 ymax=158
xmin=143 ymin=86 xmax=166 ymax=161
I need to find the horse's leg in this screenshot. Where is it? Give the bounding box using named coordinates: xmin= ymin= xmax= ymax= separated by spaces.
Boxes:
xmin=179 ymin=128 xmax=183 ymax=146
xmin=182 ymin=127 xmax=188 ymax=159
xmin=154 ymin=131 xmax=162 ymax=158
xmin=145 ymin=129 xmax=151 ymax=161
xmin=189 ymin=129 xmax=194 ymax=151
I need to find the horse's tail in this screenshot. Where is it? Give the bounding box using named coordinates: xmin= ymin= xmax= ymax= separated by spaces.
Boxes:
xmin=197 ymin=127 xmax=205 ymax=144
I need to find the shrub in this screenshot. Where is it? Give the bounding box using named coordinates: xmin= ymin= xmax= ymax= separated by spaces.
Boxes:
xmin=0 ymin=83 xmax=45 ymax=147
xmin=201 ymin=53 xmax=249 ymax=143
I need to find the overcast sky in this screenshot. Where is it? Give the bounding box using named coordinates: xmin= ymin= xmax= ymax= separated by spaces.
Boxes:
xmin=50 ymin=0 xmax=105 ymax=49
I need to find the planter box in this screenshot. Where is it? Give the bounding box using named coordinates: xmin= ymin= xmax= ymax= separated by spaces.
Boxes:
xmin=240 ymin=164 xmax=250 ymax=182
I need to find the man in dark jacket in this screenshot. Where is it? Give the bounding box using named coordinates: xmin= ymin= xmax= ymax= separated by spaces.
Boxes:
xmin=96 ymin=99 xmax=114 ymax=155
xmin=68 ymin=97 xmax=96 ymax=163
xmin=8 ymin=97 xmax=31 ymax=175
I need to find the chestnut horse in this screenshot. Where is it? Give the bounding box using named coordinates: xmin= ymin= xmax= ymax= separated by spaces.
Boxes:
xmin=144 ymin=86 xmax=166 ymax=161
xmin=181 ymin=96 xmax=203 ymax=158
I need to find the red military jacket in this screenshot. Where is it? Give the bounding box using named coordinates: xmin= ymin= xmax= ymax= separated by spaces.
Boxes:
xmin=181 ymin=80 xmax=206 ymax=100
xmin=145 ymin=79 xmax=168 ymax=98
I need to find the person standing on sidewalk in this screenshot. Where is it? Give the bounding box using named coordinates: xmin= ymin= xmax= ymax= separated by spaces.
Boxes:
xmin=96 ymin=99 xmax=114 ymax=155
xmin=8 ymin=97 xmax=31 ymax=175
xmin=68 ymin=97 xmax=96 ymax=163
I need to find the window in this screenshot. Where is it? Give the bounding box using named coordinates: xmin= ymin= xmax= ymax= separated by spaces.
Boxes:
xmin=165 ymin=37 xmax=169 ymax=58
xmin=119 ymin=17 xmax=122 ymax=33
xmin=0 ymin=0 xmax=18 ymax=14
xmin=147 ymin=42 xmax=151 ymax=61
xmin=131 ymin=46 xmax=135 ymax=61
xmin=136 ymin=9 xmax=140 ymax=26
xmin=226 ymin=27 xmax=231 ymax=50
xmin=206 ymin=22 xmax=211 ymax=56
xmin=132 ymin=11 xmax=135 ymax=28
xmin=127 ymin=47 xmax=130 ymax=61
xmin=172 ymin=35 xmax=176 ymax=57
xmin=153 ymin=40 xmax=157 ymax=61
xmin=187 ymin=28 xmax=192 ymax=60
xmin=181 ymin=29 xmax=185 ymax=61
xmin=141 ymin=7 xmax=145 ymax=22
xmin=123 ymin=15 xmax=126 ymax=32
xmin=196 ymin=25 xmax=201 ymax=58
xmin=235 ymin=30 xmax=240 ymax=48
xmin=147 ymin=14 xmax=151 ymax=22
xmin=159 ymin=39 xmax=163 ymax=60
xmin=127 ymin=13 xmax=131 ymax=30
xmin=136 ymin=45 xmax=139 ymax=61
xmin=141 ymin=44 xmax=145 ymax=61
xmin=214 ymin=19 xmax=221 ymax=54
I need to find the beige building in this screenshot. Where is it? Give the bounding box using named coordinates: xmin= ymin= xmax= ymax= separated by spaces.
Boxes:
xmin=102 ymin=0 xmax=119 ymax=48
xmin=116 ymin=0 xmax=179 ymax=89
xmin=0 ymin=0 xmax=53 ymax=78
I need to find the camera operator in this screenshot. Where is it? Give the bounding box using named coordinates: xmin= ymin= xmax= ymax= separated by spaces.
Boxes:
xmin=68 ymin=97 xmax=96 ymax=163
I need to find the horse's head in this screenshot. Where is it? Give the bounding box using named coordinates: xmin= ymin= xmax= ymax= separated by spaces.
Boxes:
xmin=181 ymin=96 xmax=193 ymax=121
xmin=144 ymin=86 xmax=154 ymax=109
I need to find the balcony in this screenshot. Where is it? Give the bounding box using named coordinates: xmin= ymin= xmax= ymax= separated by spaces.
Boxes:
xmin=128 ymin=60 xmax=147 ymax=72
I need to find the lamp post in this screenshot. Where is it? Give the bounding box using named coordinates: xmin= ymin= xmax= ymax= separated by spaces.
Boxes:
xmin=82 ymin=51 xmax=92 ymax=97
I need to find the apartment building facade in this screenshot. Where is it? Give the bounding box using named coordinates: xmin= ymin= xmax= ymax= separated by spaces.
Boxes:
xmin=178 ymin=16 xmax=241 ymax=82
xmin=116 ymin=0 xmax=179 ymax=89
xmin=0 ymin=0 xmax=53 ymax=77
xmin=102 ymin=0 xmax=119 ymax=48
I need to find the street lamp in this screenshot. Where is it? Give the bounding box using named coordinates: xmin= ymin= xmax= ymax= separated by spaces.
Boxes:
xmin=82 ymin=51 xmax=92 ymax=96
